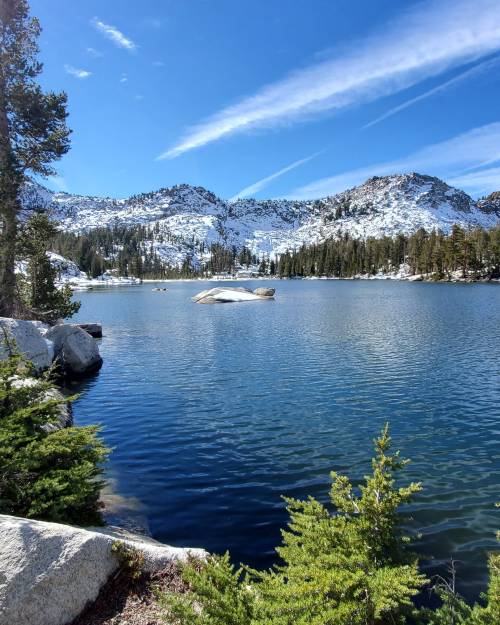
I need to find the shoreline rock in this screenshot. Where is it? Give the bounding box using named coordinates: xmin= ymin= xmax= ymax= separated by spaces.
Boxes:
xmin=76 ymin=323 xmax=103 ymax=338
xmin=46 ymin=325 xmax=103 ymax=377
xmin=0 ymin=514 xmax=205 ymax=625
xmin=0 ymin=318 xmax=103 ymax=378
xmin=0 ymin=317 xmax=53 ymax=372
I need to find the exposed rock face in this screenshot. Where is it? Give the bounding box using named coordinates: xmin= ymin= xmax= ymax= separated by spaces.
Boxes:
xmin=0 ymin=514 xmax=205 ymax=625
xmin=0 ymin=318 xmax=52 ymax=371
xmin=192 ymin=286 xmax=275 ymax=304
xmin=253 ymin=287 xmax=275 ymax=297
xmin=45 ymin=324 xmax=103 ymax=376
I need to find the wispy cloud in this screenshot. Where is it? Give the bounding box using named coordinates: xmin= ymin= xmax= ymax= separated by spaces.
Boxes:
xmin=448 ymin=166 xmax=500 ymax=196
xmin=152 ymin=60 xmax=165 ymax=67
xmin=142 ymin=18 xmax=163 ymax=29
xmin=229 ymin=152 xmax=322 ymax=201
xmin=288 ymin=122 xmax=500 ymax=199
xmin=120 ymin=73 xmax=128 ymax=83
xmin=91 ymin=17 xmax=136 ymax=51
xmin=86 ymin=47 xmax=103 ymax=58
xmin=363 ymin=55 xmax=500 ymax=129
xmin=159 ymin=0 xmax=500 ymax=159
xmin=64 ymin=64 xmax=91 ymax=79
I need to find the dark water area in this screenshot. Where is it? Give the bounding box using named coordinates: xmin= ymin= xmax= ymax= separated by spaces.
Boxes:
xmin=70 ymin=279 xmax=500 ymax=600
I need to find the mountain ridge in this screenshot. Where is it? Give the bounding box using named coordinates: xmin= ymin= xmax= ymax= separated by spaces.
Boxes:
xmin=26 ymin=173 xmax=500 ymax=268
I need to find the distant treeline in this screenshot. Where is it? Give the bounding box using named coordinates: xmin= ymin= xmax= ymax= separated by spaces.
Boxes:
xmin=277 ymin=224 xmax=500 ymax=279
xmin=53 ymin=223 xmax=500 ymax=280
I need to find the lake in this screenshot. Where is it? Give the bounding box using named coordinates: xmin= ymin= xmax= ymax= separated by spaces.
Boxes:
xmin=70 ymin=279 xmax=500 ymax=600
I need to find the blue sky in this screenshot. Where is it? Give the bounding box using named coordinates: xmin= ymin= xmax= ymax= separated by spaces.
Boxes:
xmin=32 ymin=0 xmax=500 ymax=200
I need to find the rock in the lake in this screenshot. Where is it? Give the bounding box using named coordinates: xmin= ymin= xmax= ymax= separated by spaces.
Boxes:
xmin=253 ymin=287 xmax=275 ymax=297
xmin=76 ymin=322 xmax=103 ymax=338
xmin=0 ymin=514 xmax=205 ymax=625
xmin=0 ymin=317 xmax=52 ymax=371
xmin=45 ymin=324 xmax=102 ymax=376
xmin=192 ymin=286 xmax=275 ymax=304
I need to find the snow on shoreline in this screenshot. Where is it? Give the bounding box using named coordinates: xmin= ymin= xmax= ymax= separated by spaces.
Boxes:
xmin=16 ymin=252 xmax=141 ymax=290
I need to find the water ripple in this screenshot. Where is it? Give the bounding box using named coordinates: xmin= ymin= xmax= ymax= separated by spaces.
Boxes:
xmin=71 ymin=280 xmax=500 ymax=601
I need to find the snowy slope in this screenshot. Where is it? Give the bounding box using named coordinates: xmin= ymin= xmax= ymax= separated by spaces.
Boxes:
xmin=26 ymin=173 xmax=500 ymax=267
xmin=15 ymin=251 xmax=141 ymax=287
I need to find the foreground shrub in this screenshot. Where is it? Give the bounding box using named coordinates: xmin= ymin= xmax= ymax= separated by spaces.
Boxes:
xmin=0 ymin=343 xmax=108 ymax=525
xmin=162 ymin=426 xmax=428 ymax=625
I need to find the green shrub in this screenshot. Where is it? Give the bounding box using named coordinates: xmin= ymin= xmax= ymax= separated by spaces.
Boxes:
xmin=111 ymin=541 xmax=146 ymax=580
xmin=161 ymin=426 xmax=427 ymax=625
xmin=161 ymin=427 xmax=499 ymax=625
xmin=0 ymin=342 xmax=109 ymax=525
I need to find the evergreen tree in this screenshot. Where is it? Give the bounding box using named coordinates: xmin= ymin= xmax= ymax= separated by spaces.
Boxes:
xmin=251 ymin=424 xmax=426 ymax=625
xmin=0 ymin=0 xmax=70 ymax=317
xmin=0 ymin=340 xmax=108 ymax=524
xmin=19 ymin=212 xmax=80 ymax=322
xmin=162 ymin=426 xmax=427 ymax=625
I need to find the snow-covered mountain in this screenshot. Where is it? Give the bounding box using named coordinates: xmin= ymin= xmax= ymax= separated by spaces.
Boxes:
xmin=26 ymin=173 xmax=500 ymax=267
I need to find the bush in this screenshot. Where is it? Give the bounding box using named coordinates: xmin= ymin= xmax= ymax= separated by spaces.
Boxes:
xmin=111 ymin=541 xmax=146 ymax=580
xmin=161 ymin=427 xmax=499 ymax=625
xmin=161 ymin=426 xmax=426 ymax=625
xmin=0 ymin=341 xmax=109 ymax=525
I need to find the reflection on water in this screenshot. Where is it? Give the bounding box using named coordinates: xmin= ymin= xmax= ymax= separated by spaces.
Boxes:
xmin=71 ymin=280 xmax=500 ymax=600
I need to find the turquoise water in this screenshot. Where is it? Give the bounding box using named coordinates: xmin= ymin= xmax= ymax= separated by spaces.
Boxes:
xmin=70 ymin=280 xmax=500 ymax=599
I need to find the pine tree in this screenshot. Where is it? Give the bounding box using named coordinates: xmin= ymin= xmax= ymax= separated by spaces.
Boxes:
xmin=19 ymin=212 xmax=80 ymax=322
xmin=161 ymin=426 xmax=427 ymax=625
xmin=0 ymin=0 xmax=70 ymax=317
xmin=0 ymin=339 xmax=108 ymax=524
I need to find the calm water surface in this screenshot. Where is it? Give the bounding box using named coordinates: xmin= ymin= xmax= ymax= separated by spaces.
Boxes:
xmin=71 ymin=280 xmax=500 ymax=599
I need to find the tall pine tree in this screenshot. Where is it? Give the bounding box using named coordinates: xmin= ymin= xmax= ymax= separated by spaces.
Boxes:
xmin=0 ymin=0 xmax=70 ymax=317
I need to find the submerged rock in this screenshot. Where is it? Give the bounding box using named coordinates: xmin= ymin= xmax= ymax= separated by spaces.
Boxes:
xmin=0 ymin=317 xmax=52 ymax=371
xmin=0 ymin=514 xmax=205 ymax=625
xmin=192 ymin=286 xmax=275 ymax=304
xmin=46 ymin=324 xmax=103 ymax=376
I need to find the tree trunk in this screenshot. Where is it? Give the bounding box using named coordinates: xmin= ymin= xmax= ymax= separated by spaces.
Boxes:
xmin=0 ymin=192 xmax=19 ymax=318
xmin=0 ymin=40 xmax=22 ymax=318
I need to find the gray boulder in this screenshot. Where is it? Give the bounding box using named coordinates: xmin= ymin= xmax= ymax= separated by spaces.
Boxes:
xmin=76 ymin=323 xmax=103 ymax=338
xmin=0 ymin=317 xmax=52 ymax=371
xmin=45 ymin=324 xmax=102 ymax=376
xmin=253 ymin=287 xmax=275 ymax=297
xmin=0 ymin=514 xmax=205 ymax=625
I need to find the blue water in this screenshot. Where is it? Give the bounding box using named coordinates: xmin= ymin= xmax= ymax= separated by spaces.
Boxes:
xmin=70 ymin=280 xmax=500 ymax=600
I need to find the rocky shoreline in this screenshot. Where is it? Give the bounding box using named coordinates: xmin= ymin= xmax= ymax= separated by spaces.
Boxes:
xmin=0 ymin=316 xmax=206 ymax=625
xmin=0 ymin=317 xmax=103 ymax=377
xmin=0 ymin=514 xmax=205 ymax=625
